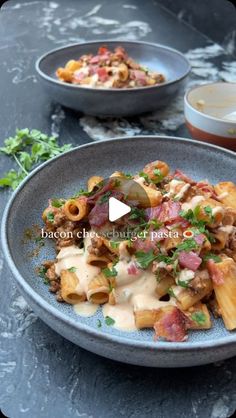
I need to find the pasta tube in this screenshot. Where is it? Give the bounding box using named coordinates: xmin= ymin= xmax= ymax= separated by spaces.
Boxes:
xmin=60 ymin=269 xmax=86 ymax=304
xmin=64 ymin=198 xmax=88 ymax=221
xmin=87 ymin=176 xmax=104 ymax=192
xmin=214 ymin=182 xmax=236 ymax=209
xmin=212 ymin=257 xmax=236 ymax=330
xmin=87 ymin=273 xmax=110 ymax=304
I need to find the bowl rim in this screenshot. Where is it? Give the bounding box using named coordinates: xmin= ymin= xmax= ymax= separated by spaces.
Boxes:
xmin=35 ymin=40 xmax=191 ymax=93
xmin=184 ymin=82 xmax=236 ymax=125
xmin=2 ymin=135 xmax=236 ymax=353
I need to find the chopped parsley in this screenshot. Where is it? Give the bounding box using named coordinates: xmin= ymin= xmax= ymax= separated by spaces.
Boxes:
xmin=73 ymin=188 xmax=92 ymax=198
xmin=113 ymin=179 xmax=121 ymax=188
xmin=110 ymin=241 xmax=120 ymax=249
xmin=38 ymin=266 xmax=49 ymax=284
xmin=46 ymin=212 xmax=54 ymax=223
xmin=175 ymin=238 xmax=198 ymax=253
xmin=68 ymin=267 xmax=76 ymax=273
xmin=102 ymin=266 xmax=117 ymax=277
xmin=99 ymin=191 xmax=112 ymax=204
xmin=135 ymin=250 xmax=157 ymax=269
xmin=177 ymin=279 xmax=189 ymax=288
xmin=129 ymin=207 xmax=146 ymax=221
xmin=123 ymin=173 xmax=133 ymax=179
xmin=167 ymin=287 xmax=176 ymax=298
xmin=153 ymin=168 xmax=164 ymax=183
xmin=139 ymin=171 xmax=150 ymax=183
xmin=105 ymin=316 xmax=115 ymax=326
xmin=51 ymin=198 xmax=65 ymax=208
xmin=191 ymin=311 xmax=206 ymax=325
xmin=202 ymin=253 xmax=222 ymax=263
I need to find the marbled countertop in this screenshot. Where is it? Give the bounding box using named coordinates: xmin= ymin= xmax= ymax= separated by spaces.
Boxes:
xmin=0 ymin=1 xmax=236 ymax=417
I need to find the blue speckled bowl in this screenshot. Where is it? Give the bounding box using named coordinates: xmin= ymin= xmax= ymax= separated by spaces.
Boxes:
xmin=2 ymin=136 xmax=236 ymax=367
xmin=35 ymin=40 xmax=190 ymax=117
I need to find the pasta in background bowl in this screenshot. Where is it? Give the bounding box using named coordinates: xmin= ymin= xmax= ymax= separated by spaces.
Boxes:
xmin=36 ymin=41 xmax=190 ymax=117
xmin=2 ymin=136 xmax=236 ymax=367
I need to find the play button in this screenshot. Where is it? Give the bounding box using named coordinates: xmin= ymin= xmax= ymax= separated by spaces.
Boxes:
xmin=109 ymin=197 xmax=131 ymax=222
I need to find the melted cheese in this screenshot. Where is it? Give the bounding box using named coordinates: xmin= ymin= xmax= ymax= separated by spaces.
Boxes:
xmin=182 ymin=195 xmax=204 ymax=211
xmin=55 ymin=241 xmax=100 ymax=295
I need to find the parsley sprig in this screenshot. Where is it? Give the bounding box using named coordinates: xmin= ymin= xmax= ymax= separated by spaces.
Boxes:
xmin=0 ymin=128 xmax=72 ymax=190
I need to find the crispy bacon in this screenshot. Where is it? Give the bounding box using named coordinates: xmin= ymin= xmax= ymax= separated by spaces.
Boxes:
xmin=173 ymin=169 xmax=195 ymax=185
xmin=132 ymin=238 xmax=156 ymax=253
xmin=196 ymin=181 xmax=220 ymax=201
xmin=88 ymin=202 xmax=109 ymax=227
xmin=90 ymin=55 xmax=100 ymax=64
xmin=98 ymin=46 xmax=109 ymax=55
xmin=178 ymin=251 xmax=202 ymax=271
xmin=154 ymin=306 xmax=189 ymax=342
xmin=97 ymin=67 xmax=109 ymax=82
xmin=147 ymin=201 xmax=181 ymax=224
xmin=127 ymin=262 xmax=140 ymax=275
xmin=207 ymin=259 xmax=224 ymax=285
xmin=193 ymin=233 xmax=206 ymax=245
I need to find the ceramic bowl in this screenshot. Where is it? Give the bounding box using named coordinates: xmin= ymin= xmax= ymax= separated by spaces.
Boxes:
xmin=185 ymin=82 xmax=236 ymax=150
xmin=36 ymin=40 xmax=190 ymax=117
xmin=2 ymin=136 xmax=236 ymax=367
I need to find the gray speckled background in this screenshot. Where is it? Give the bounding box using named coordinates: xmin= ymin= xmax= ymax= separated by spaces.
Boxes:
xmin=0 ymin=1 xmax=236 ymax=417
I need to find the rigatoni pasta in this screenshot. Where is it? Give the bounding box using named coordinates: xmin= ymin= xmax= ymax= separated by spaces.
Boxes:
xmin=40 ymin=160 xmax=236 ymax=342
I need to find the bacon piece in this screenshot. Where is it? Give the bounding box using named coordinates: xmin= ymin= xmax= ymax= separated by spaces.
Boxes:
xmin=194 ymin=233 xmax=206 ymax=245
xmin=98 ymin=46 xmax=109 ymax=55
xmin=127 ymin=262 xmax=140 ymax=275
xmin=173 ymin=169 xmax=195 ymax=185
xmin=178 ymin=251 xmax=202 ymax=271
xmin=147 ymin=201 xmax=181 ymax=224
xmin=88 ymin=202 xmax=109 ymax=227
xmin=132 ymin=238 xmax=156 ymax=253
xmin=154 ymin=306 xmax=189 ymax=342
xmin=97 ymin=67 xmax=109 ymax=82
xmin=207 ymin=259 xmax=224 ymax=285
xmin=90 ymin=55 xmax=100 ymax=64
xmin=73 ymin=71 xmax=87 ymax=82
xmin=114 ymin=46 xmax=127 ymax=60
xmin=196 ymin=181 xmax=220 ymax=201
xmin=130 ymin=70 xmax=147 ymax=85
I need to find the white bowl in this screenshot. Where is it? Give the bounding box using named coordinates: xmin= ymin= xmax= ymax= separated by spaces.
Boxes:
xmin=184 ymin=82 xmax=236 ymax=150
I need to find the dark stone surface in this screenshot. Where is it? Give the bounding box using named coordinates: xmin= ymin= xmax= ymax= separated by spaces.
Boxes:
xmin=158 ymin=0 xmax=236 ymax=56
xmin=0 ymin=1 xmax=236 ymax=417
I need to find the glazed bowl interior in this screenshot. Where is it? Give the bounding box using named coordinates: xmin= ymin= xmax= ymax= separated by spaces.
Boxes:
xmin=187 ymin=83 xmax=236 ymax=122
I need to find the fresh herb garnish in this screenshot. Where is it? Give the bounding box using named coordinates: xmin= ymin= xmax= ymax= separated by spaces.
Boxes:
xmin=105 ymin=316 xmax=115 ymax=326
xmin=191 ymin=311 xmax=206 ymax=325
xmin=177 ymin=279 xmax=189 ymax=288
xmin=167 ymin=287 xmax=176 ymax=298
xmin=73 ymin=188 xmax=92 ymax=198
xmin=99 ymin=191 xmax=112 ymax=204
xmin=153 ymin=168 xmax=164 ymax=183
xmin=135 ymin=250 xmax=157 ymax=269
xmin=97 ymin=319 xmax=102 ymax=328
xmin=175 ymin=238 xmax=198 ymax=253
xmin=110 ymin=241 xmax=120 ymax=249
xmin=204 ymin=206 xmax=214 ymax=223
xmin=129 ymin=207 xmax=146 ymax=221
xmin=68 ymin=267 xmax=76 ymax=273
xmin=51 ymin=198 xmax=65 ymax=208
xmin=46 ymin=212 xmax=54 ymax=223
xmin=38 ymin=266 xmax=49 ymax=284
xmin=139 ymin=171 xmax=150 ymax=183
xmin=113 ymin=179 xmax=121 ymax=187
xmin=202 ymin=253 xmax=222 ymax=263
xmin=0 ymin=129 xmax=72 ymax=190
xmin=102 ymin=266 xmax=117 ymax=277
xmin=123 ymin=173 xmax=133 ymax=179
